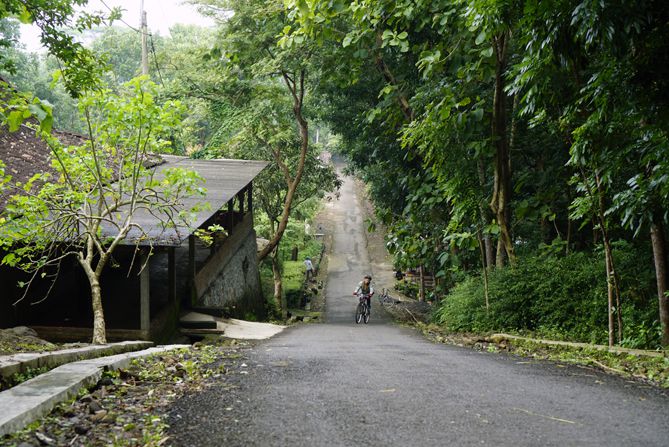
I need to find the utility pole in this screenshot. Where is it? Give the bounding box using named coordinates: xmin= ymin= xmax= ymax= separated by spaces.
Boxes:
xmin=140 ymin=0 xmax=149 ymax=76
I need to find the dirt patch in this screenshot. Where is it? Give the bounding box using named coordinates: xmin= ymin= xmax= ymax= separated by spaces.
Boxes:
xmin=3 ymin=338 xmax=254 ymax=446
xmin=379 ymin=298 xmax=432 ymax=324
xmin=0 ymin=327 xmax=59 ymax=356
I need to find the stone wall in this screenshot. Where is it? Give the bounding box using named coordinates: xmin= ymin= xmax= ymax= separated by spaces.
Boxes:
xmin=197 ymin=224 xmax=264 ymax=318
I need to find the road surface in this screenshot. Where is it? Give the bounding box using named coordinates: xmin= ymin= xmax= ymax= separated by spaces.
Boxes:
xmin=168 ymin=170 xmax=669 ymax=446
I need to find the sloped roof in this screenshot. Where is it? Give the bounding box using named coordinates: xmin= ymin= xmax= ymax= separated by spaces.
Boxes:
xmin=0 ymin=125 xmax=268 ymax=247
xmin=112 ymin=155 xmax=268 ymax=246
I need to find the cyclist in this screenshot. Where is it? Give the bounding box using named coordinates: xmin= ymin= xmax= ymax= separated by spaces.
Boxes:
xmin=353 ymin=275 xmax=374 ymax=313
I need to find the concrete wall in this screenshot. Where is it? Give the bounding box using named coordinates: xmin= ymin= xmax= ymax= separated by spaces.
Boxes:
xmin=196 ymin=215 xmax=265 ymax=318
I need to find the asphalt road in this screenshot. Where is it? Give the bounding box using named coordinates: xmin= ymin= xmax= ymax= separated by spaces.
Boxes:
xmin=168 ymin=172 xmax=669 ymax=446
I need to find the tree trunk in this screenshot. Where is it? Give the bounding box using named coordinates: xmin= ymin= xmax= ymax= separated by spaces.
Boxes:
xmin=418 ymin=265 xmax=425 ymax=302
xmin=90 ymin=279 xmax=106 ymax=344
xmin=566 ymin=216 xmax=572 ymax=255
xmin=477 ymin=230 xmax=490 ymax=311
xmin=490 ymin=31 xmax=515 ymax=266
xmin=496 ymin=239 xmax=505 ymax=269
xmin=257 ymin=70 xmax=309 ymax=261
xmin=271 ymin=252 xmax=285 ymax=318
xmin=594 ymin=172 xmax=622 ymax=345
xmin=477 ymin=157 xmax=494 ymax=269
xmin=651 ymin=219 xmax=669 ymax=346
xmin=604 ymin=243 xmax=615 ymax=347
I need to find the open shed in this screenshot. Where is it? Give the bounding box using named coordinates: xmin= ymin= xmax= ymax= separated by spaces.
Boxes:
xmin=0 ymin=124 xmax=268 ymax=342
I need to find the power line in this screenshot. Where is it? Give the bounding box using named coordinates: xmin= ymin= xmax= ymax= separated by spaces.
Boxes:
xmin=99 ymin=0 xmax=148 ymax=36
xmin=99 ymin=0 xmax=167 ymax=85
xmin=149 ymin=33 xmax=165 ymax=85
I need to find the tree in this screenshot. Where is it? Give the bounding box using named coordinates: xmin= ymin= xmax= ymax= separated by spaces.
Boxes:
xmin=0 ymin=0 xmax=119 ymax=97
xmin=195 ymin=84 xmax=339 ymax=315
xmin=195 ymin=0 xmax=323 ymax=262
xmin=0 ymin=78 xmax=205 ymax=343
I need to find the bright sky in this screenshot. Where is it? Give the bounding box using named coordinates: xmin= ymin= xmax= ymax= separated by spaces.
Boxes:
xmin=19 ymin=0 xmax=216 ymax=52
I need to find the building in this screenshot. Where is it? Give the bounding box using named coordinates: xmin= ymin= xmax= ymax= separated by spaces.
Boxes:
xmin=0 ymin=123 xmax=268 ymax=342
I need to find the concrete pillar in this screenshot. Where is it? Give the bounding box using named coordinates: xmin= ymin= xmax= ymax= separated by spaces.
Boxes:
xmin=168 ymin=247 xmax=176 ymax=304
xmin=140 ymin=249 xmax=150 ymax=334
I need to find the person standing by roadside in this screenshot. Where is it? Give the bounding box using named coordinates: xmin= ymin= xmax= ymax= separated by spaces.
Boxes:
xmin=304 ymin=257 xmax=314 ymax=282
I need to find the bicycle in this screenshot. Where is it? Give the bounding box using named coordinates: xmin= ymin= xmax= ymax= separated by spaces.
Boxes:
xmin=378 ymin=288 xmax=394 ymax=304
xmin=355 ymin=293 xmax=371 ymax=324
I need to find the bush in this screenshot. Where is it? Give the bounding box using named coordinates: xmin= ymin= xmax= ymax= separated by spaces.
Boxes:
xmin=433 ymin=242 xmax=661 ymax=348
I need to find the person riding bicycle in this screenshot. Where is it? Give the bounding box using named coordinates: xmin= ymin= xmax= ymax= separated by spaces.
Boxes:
xmin=353 ymin=275 xmax=374 ymax=313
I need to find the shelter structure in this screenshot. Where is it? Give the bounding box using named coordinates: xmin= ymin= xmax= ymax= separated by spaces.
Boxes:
xmin=0 ymin=123 xmax=268 ymax=342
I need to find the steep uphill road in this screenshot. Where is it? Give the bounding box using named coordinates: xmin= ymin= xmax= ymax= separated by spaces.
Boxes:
xmin=167 ymin=171 xmax=669 ymax=446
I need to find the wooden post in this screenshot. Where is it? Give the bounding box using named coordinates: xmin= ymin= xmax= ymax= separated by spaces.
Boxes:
xmin=140 ymin=2 xmax=149 ymax=76
xmin=239 ymin=190 xmax=245 ymax=214
xmin=140 ymin=249 xmax=150 ymax=335
xmin=247 ymin=183 xmax=253 ymax=214
xmin=228 ymin=199 xmax=234 ymax=232
xmin=168 ymin=247 xmax=176 ymax=305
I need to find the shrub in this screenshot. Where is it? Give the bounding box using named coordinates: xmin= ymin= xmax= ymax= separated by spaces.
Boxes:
xmin=433 ymin=242 xmax=660 ymax=348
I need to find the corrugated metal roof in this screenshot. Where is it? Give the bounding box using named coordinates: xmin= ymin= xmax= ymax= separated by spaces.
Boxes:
xmin=110 ymin=155 xmax=268 ymax=246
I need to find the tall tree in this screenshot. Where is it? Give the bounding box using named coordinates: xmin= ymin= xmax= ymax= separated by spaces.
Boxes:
xmin=195 ymin=0 xmax=323 ymax=262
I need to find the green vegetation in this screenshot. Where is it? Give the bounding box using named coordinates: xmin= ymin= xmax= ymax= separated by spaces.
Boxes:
xmin=259 ymin=215 xmax=324 ymax=315
xmin=277 ymin=0 xmax=669 ymax=349
xmin=0 ymin=366 xmax=50 ymax=391
xmin=434 ymin=243 xmax=659 ymax=347
xmin=0 ymin=341 xmax=57 ymax=356
xmin=2 ymin=0 xmax=668 ymax=344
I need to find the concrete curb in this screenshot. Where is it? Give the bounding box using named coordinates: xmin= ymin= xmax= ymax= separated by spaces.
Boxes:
xmin=0 ymin=341 xmax=154 ymax=381
xmin=0 ymin=344 xmax=189 ymax=437
xmin=493 ymin=333 xmax=667 ymax=358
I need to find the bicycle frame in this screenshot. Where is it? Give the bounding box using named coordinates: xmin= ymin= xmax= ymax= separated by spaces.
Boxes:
xmin=355 ymin=293 xmax=371 ymax=324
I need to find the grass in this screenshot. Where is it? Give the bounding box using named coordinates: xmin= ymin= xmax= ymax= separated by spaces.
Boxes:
xmin=261 ymin=237 xmax=324 ymax=316
xmin=415 ymin=322 xmax=669 ymax=389
xmin=0 ymin=366 xmax=51 ymax=392
xmin=0 ymin=341 xmax=58 ymax=356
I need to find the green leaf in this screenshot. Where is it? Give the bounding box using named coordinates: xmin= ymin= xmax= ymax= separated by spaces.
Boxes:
xmin=7 ymin=111 xmax=24 ymax=132
xmin=28 ymin=104 xmax=47 ymax=122
xmin=457 ymin=97 xmax=471 ymax=107
xmin=2 ymin=253 xmax=16 ymax=266
xmin=297 ymin=0 xmax=310 ymax=17
xmin=475 ymin=31 xmax=487 ymax=45
xmin=18 ymin=7 xmax=32 ymax=24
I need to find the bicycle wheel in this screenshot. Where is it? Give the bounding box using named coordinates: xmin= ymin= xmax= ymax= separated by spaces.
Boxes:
xmin=363 ymin=305 xmax=370 ymax=324
xmin=355 ymin=303 xmax=364 ymax=324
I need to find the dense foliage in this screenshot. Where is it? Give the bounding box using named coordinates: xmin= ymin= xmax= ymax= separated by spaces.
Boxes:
xmin=280 ymin=0 xmax=669 ymax=348
xmin=3 ymin=1 xmax=668 ymax=343
xmin=435 ymin=244 xmax=659 ymax=347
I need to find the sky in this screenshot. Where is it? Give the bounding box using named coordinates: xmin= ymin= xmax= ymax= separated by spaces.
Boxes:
xmin=19 ymin=0 xmax=216 ymax=52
